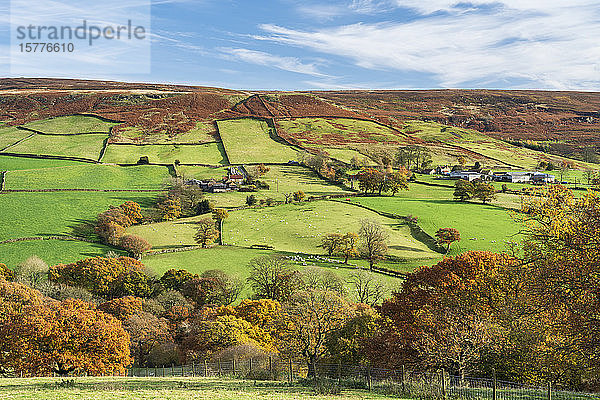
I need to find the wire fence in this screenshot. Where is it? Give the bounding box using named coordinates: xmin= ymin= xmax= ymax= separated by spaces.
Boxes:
xmin=125 ymin=359 xmax=600 ymax=400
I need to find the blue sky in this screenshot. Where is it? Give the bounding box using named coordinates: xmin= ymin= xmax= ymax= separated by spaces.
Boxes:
xmin=1 ymin=0 xmax=599 ymax=90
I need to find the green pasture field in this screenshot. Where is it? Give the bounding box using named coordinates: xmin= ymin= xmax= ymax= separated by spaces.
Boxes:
xmin=115 ymin=121 xmax=217 ymax=144
xmin=101 ymin=142 xmax=227 ymax=165
xmin=349 ymin=192 xmax=521 ymax=256
xmin=21 ymin=115 xmax=117 ymax=134
xmin=276 ymin=118 xmax=406 ymax=147
xmin=0 ymin=377 xmax=399 ymax=400
xmin=218 ymin=119 xmax=298 ymax=164
xmin=127 ymin=214 xmax=209 ymax=249
xmin=402 ymin=120 xmax=597 ymax=170
xmin=0 ymin=240 xmax=120 ymax=268
xmin=223 ymin=200 xmax=439 ymax=261
xmin=2 ymin=133 xmax=108 ymax=160
xmin=142 ymin=245 xmax=402 ymax=300
xmin=130 ymin=200 xmax=438 ymax=261
xmin=0 ymin=191 xmax=159 ymax=242
xmin=0 ymin=126 xmax=32 ymax=150
xmin=0 ymin=155 xmax=83 ymax=171
xmin=4 ymin=164 xmax=171 ymax=190
xmin=176 ymin=165 xmax=229 ymax=180
xmin=322 ymin=147 xmax=377 ymax=165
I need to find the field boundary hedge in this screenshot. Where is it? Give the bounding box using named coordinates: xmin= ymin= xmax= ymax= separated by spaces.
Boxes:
xmin=107 ymin=141 xmax=221 ymax=146
xmin=0 ymin=132 xmax=36 ymax=152
xmin=0 ymin=151 xmax=99 ymax=164
xmin=17 ymin=126 xmax=112 ymax=136
xmin=0 ymin=188 xmax=163 ymax=193
xmin=0 ymin=235 xmax=96 ymax=245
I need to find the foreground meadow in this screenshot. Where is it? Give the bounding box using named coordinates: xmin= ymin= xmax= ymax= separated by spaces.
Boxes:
xmin=0 ymin=377 xmax=398 ymax=400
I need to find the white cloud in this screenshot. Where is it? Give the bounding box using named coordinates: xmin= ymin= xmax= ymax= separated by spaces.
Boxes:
xmin=392 ymin=0 xmax=600 ymax=14
xmin=220 ymin=48 xmax=329 ymax=77
xmin=254 ymin=2 xmax=600 ymax=89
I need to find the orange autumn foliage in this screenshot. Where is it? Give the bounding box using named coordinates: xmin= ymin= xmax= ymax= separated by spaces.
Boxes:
xmin=1 ymin=296 xmax=131 ymax=376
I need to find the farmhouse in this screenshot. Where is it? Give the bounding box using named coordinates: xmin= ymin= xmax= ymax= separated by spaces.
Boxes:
xmin=185 ymin=179 xmax=239 ymax=193
xmin=446 ymin=171 xmax=489 ymax=181
xmin=227 ymin=166 xmax=246 ymax=184
xmin=493 ymin=171 xmax=555 ymax=183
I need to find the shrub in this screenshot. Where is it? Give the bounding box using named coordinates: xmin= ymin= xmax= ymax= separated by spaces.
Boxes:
xmin=119 ymin=234 xmax=152 ymax=259
xmin=246 ymin=195 xmax=257 ymax=206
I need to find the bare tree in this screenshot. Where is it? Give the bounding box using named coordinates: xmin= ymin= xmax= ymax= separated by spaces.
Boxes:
xmin=358 ymin=219 xmax=388 ymax=270
xmin=348 ymin=270 xmax=387 ymax=306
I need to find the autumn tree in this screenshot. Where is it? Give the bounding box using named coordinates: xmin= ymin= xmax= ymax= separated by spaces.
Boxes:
xmin=257 ymin=163 xmax=270 ymax=175
xmin=98 ymin=296 xmax=144 ymax=320
xmin=164 ymin=177 xmax=205 ymax=216
xmin=454 ymin=179 xmax=475 ymax=201
xmin=200 ymin=269 xmax=244 ymax=305
xmin=0 ymin=263 xmax=13 ymax=281
xmin=473 ymin=181 xmax=497 ymax=204
xmin=120 ymin=201 xmax=143 ymax=224
xmin=123 ymin=311 xmax=172 ymax=366
xmin=435 ymin=228 xmax=461 ymax=253
xmin=194 ymin=217 xmax=219 ymax=248
xmin=356 ymin=168 xmax=384 ymax=194
xmin=293 ymin=190 xmax=306 ymax=202
xmin=119 ymin=234 xmax=152 ymax=259
xmin=281 ymin=290 xmax=354 ymax=377
xmin=359 ymin=219 xmax=388 ymax=269
xmin=517 ymin=186 xmax=600 ymax=384
xmin=340 ymin=232 xmax=360 ymax=264
xmin=1 ymin=298 xmax=132 ymax=376
xmin=49 ymin=256 xmax=152 ymax=299
xmin=182 ymin=314 xmax=275 ymax=358
xmin=321 ymin=233 xmax=343 ymax=256
xmin=212 ymin=208 xmax=229 ymax=245
xmin=160 ymin=269 xmax=198 ymax=291
xmin=384 ymin=171 xmax=409 ymax=196
xmin=158 ymin=196 xmax=182 ymax=221
xmin=247 ymin=256 xmax=300 ymax=302
xmin=325 ymin=304 xmax=383 ymax=365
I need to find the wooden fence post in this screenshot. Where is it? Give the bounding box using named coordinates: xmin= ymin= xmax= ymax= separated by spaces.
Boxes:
xmin=493 ymin=368 xmax=497 ymax=400
xmin=547 ymin=381 xmax=552 ymax=400
xmin=232 ymin=358 xmax=236 ymax=376
xmin=192 ymin=361 xmax=195 ymax=377
xmin=218 ymin=360 xmax=222 ymax=377
xmin=204 ymin=360 xmax=208 ymax=377
xmin=249 ymin=358 xmax=253 ymax=376
xmin=441 ymin=368 xmax=447 ymax=400
xmin=401 ymin=365 xmax=406 ymax=393
xmin=162 ymin=365 xmax=165 ymax=377
xmin=337 ymin=360 xmax=342 ymax=387
xmin=288 ymin=359 xmax=293 ymax=384
xmin=145 ymin=366 xmax=149 ymax=378
xmin=367 ymin=365 xmax=372 ymax=391
xmin=171 ymin=364 xmax=174 ymax=376
xmin=269 ymin=356 xmax=273 ymax=380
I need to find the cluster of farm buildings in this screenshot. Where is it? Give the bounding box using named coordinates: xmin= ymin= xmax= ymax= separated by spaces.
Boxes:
xmin=427 ymin=166 xmax=556 ymax=183
xmin=185 ymin=166 xmax=246 ymax=193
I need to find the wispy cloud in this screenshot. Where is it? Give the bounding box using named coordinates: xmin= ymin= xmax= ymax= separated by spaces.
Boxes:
xmin=253 ymin=1 xmax=600 ymax=89
xmin=220 ymin=48 xmax=330 ymax=77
